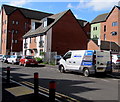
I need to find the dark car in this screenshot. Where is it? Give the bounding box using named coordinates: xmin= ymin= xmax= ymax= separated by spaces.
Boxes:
xmin=54 ymin=55 xmax=62 ymax=64
xmin=19 ymin=56 xmax=38 ymax=67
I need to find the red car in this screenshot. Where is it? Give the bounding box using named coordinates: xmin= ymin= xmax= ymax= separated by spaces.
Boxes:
xmin=19 ymin=56 xmax=38 ymax=67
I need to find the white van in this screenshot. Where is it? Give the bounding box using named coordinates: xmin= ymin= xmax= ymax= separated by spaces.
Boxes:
xmin=59 ymin=50 xmax=112 ymax=76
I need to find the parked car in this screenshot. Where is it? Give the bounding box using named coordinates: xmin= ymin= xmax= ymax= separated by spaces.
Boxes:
xmin=112 ymin=54 xmax=120 ymax=69
xmin=19 ymin=56 xmax=38 ymax=67
xmin=2 ymin=55 xmax=11 ymax=63
xmin=0 ymin=55 xmax=3 ymax=61
xmin=54 ymin=55 xmax=62 ymax=64
xmin=7 ymin=55 xmax=22 ymax=64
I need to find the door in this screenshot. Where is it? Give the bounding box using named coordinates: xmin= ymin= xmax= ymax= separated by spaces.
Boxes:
xmin=62 ymin=52 xmax=72 ymax=70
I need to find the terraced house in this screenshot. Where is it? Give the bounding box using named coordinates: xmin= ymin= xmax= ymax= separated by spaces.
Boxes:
xmin=0 ymin=4 xmax=52 ymax=55
xmin=88 ymin=6 xmax=120 ymax=52
xmin=23 ymin=10 xmax=89 ymax=56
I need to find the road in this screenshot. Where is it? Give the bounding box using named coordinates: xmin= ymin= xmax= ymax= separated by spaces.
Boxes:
xmin=1 ymin=62 xmax=120 ymax=102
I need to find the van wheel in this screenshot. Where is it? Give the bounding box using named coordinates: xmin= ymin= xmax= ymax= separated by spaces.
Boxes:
xmin=59 ymin=66 xmax=65 ymax=73
xmin=83 ymin=68 xmax=90 ymax=77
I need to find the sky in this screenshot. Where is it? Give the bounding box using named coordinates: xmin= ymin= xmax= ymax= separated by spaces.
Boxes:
xmin=0 ymin=0 xmax=120 ymax=22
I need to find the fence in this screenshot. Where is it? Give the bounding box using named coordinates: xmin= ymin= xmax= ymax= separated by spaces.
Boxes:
xmin=43 ymin=52 xmax=57 ymax=65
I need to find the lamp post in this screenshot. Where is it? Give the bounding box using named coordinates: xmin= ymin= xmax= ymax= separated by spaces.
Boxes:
xmin=110 ymin=32 xmax=112 ymax=52
xmin=10 ymin=30 xmax=14 ymax=55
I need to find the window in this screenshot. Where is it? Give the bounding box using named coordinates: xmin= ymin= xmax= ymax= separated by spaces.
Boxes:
xmin=15 ymin=40 xmax=18 ymax=43
xmin=111 ymin=31 xmax=117 ymax=36
xmin=16 ymin=21 xmax=19 ymax=25
xmin=34 ymin=37 xmax=36 ymax=43
xmin=39 ymin=36 xmax=44 ymax=47
xmin=4 ymin=29 xmax=6 ymax=33
xmin=93 ymin=27 xmax=97 ymax=31
xmin=43 ymin=19 xmax=47 ymax=27
xmin=40 ymin=49 xmax=43 ymax=55
xmin=112 ymin=22 xmax=118 ymax=26
xmin=12 ymin=30 xmax=14 ymax=33
xmin=3 ymin=20 xmax=7 ymax=24
xmin=63 ymin=52 xmax=72 ymax=60
xmin=96 ymin=27 xmax=97 ymax=30
xmin=32 ymin=22 xmax=35 ymax=30
xmin=104 ymin=25 xmax=106 ymax=32
xmin=12 ymin=21 xmax=15 ymax=24
xmin=30 ymin=38 xmax=31 ymax=43
xmin=104 ymin=34 xmax=106 ymax=40
xmin=15 ymin=30 xmax=18 ymax=34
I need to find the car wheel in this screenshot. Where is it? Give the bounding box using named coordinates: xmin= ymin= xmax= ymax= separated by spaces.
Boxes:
xmin=19 ymin=62 xmax=22 ymax=66
xmin=59 ymin=65 xmax=65 ymax=73
xmin=83 ymin=68 xmax=90 ymax=77
xmin=3 ymin=60 xmax=6 ymax=63
xmin=24 ymin=63 xmax=27 ymax=67
xmin=12 ymin=61 xmax=14 ymax=65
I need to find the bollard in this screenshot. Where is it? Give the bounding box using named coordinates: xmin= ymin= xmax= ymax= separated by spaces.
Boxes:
xmin=49 ymin=81 xmax=56 ymax=102
xmin=6 ymin=66 xmax=10 ymax=83
xmin=34 ymin=72 xmax=39 ymax=97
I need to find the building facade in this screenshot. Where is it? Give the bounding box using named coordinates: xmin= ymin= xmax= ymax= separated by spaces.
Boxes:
xmin=0 ymin=4 xmax=52 ymax=55
xmin=89 ymin=6 xmax=120 ymax=52
xmin=23 ymin=10 xmax=89 ymax=56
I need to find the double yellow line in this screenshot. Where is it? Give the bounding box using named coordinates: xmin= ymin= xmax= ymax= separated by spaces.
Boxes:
xmin=21 ymin=81 xmax=80 ymax=102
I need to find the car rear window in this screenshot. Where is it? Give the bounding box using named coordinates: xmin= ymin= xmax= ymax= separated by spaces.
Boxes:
xmin=26 ymin=56 xmax=34 ymax=59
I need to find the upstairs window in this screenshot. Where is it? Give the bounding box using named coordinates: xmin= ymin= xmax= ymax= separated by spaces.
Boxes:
xmin=12 ymin=21 xmax=15 ymax=24
xmin=93 ymin=27 xmax=97 ymax=31
xmin=30 ymin=38 xmax=31 ymax=43
xmin=39 ymin=36 xmax=44 ymax=47
xmin=111 ymin=31 xmax=117 ymax=36
xmin=32 ymin=22 xmax=35 ymax=30
xmin=104 ymin=25 xmax=106 ymax=32
xmin=15 ymin=30 xmax=18 ymax=34
xmin=43 ymin=19 xmax=47 ymax=27
xmin=112 ymin=22 xmax=118 ymax=26
xmin=16 ymin=21 xmax=19 ymax=25
xmin=14 ymin=40 xmax=18 ymax=43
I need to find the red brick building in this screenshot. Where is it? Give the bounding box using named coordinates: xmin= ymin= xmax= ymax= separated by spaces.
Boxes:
xmin=0 ymin=4 xmax=52 ymax=55
xmin=23 ymin=10 xmax=89 ymax=56
xmin=88 ymin=6 xmax=120 ymax=52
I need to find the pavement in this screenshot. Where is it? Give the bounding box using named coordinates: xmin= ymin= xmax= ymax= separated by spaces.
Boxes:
xmin=1 ymin=78 xmax=54 ymax=102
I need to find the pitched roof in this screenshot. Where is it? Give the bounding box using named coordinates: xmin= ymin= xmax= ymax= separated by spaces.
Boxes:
xmin=91 ymin=13 xmax=108 ymax=24
xmin=23 ymin=10 xmax=69 ymax=38
xmin=2 ymin=4 xmax=53 ymax=20
xmin=77 ymin=19 xmax=88 ymax=27
xmin=91 ymin=39 xmax=120 ymax=51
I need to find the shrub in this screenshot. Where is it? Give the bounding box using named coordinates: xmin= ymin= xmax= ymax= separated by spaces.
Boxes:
xmin=35 ymin=57 xmax=43 ymax=63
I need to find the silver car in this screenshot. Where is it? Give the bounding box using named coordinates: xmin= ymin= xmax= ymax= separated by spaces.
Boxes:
xmin=7 ymin=55 xmax=22 ymax=64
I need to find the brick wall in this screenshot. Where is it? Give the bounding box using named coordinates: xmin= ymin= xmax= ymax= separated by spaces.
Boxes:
xmin=87 ymin=40 xmax=99 ymax=50
xmin=52 ymin=10 xmax=88 ymax=55
xmin=101 ymin=7 xmax=119 ymax=44
xmin=7 ymin=9 xmax=31 ymax=53
xmin=1 ymin=8 xmax=8 ymax=54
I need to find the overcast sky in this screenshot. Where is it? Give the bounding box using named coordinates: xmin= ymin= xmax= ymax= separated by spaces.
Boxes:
xmin=0 ymin=0 xmax=120 ymax=22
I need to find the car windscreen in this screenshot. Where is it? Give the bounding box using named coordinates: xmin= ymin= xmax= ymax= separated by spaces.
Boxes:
xmin=4 ymin=55 xmax=10 ymax=58
xmin=117 ymin=55 xmax=120 ymax=59
xmin=26 ymin=56 xmax=34 ymax=59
